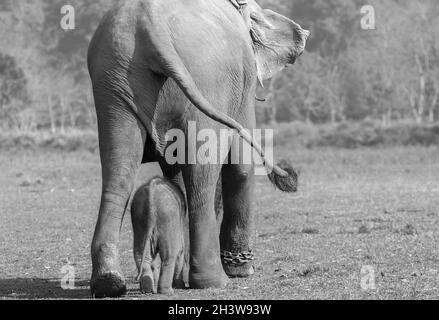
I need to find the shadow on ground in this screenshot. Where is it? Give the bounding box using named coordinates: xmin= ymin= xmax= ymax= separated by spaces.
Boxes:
xmin=0 ymin=278 xmax=90 ymax=299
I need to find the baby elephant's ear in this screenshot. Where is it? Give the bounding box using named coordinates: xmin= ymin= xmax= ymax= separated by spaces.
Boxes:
xmin=249 ymin=9 xmax=310 ymax=83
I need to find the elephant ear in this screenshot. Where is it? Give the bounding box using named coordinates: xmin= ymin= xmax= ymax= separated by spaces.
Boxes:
xmin=248 ymin=9 xmax=309 ymax=85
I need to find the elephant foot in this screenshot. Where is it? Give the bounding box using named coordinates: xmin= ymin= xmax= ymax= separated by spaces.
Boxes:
xmin=173 ymin=277 xmax=186 ymax=290
xmin=189 ymin=268 xmax=230 ymax=289
xmin=223 ymin=263 xmax=255 ymax=278
xmin=91 ymin=271 xmax=126 ymax=298
xmin=158 ymin=287 xmax=174 ymax=295
xmin=90 ymin=244 xmax=126 ymax=298
xmin=139 ymin=275 xmax=176 ymax=294
xmin=139 ymin=274 xmax=155 ymax=294
xmin=221 ymin=250 xmax=255 ymax=278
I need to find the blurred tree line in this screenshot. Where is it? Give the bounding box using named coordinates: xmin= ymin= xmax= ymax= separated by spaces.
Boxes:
xmin=0 ymin=0 xmax=438 ymax=132
xmin=257 ymin=0 xmax=439 ymax=125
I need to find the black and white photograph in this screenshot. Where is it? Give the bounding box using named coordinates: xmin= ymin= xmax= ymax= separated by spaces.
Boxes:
xmin=1 ymin=0 xmax=439 ymax=306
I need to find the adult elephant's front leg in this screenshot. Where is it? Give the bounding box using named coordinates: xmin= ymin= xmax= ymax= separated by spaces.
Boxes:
xmin=220 ymin=163 xmax=255 ymax=278
xmin=183 ymin=165 xmax=229 ymax=289
xmin=90 ymin=95 xmax=146 ymax=298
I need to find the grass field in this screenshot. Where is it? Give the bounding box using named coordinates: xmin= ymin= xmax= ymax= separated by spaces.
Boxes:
xmin=1 ymin=146 xmax=439 ymax=300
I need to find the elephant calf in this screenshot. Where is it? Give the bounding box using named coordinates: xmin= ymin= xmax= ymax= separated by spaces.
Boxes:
xmin=131 ymin=177 xmax=187 ymax=294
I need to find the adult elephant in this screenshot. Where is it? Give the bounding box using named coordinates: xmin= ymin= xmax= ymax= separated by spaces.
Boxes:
xmin=87 ymin=0 xmax=309 ymax=298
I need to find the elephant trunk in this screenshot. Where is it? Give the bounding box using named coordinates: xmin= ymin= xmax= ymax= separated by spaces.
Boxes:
xmin=150 ymin=24 xmax=298 ymax=193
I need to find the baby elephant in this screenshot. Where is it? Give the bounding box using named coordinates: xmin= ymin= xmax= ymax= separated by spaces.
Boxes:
xmin=131 ymin=177 xmax=187 ymax=294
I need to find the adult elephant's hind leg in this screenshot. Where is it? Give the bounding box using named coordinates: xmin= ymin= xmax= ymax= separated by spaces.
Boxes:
xmin=183 ymin=165 xmax=229 ymax=289
xmin=220 ymin=163 xmax=255 ymax=278
xmin=90 ymin=95 xmax=146 ymax=298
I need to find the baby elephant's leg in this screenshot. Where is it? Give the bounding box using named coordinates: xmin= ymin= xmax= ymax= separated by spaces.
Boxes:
xmin=131 ymin=185 xmax=157 ymax=294
xmin=173 ymin=252 xmax=186 ymax=289
xmin=139 ymin=263 xmax=155 ymax=294
xmin=158 ymin=228 xmax=186 ymax=293
xmin=157 ymin=254 xmax=177 ymax=294
xmin=157 ymin=233 xmax=182 ymax=294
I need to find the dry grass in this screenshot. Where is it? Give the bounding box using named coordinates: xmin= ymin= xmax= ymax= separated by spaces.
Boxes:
xmin=1 ymin=146 xmax=439 ymax=299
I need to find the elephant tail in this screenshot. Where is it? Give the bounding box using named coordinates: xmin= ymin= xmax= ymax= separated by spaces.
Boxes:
xmin=151 ymin=28 xmax=298 ymax=192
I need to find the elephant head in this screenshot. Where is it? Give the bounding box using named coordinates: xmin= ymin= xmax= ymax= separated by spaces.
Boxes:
xmin=240 ymin=1 xmax=310 ymax=83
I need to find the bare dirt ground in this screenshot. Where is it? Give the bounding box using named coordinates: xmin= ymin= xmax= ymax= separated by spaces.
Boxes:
xmin=1 ymin=146 xmax=439 ymax=300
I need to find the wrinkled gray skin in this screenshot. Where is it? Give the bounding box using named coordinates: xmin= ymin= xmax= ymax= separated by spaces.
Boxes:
xmin=87 ymin=0 xmax=309 ymax=298
xmin=131 ymin=177 xmax=187 ymax=294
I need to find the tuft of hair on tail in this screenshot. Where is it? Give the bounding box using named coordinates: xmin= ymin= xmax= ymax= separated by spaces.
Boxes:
xmin=267 ymin=160 xmax=298 ymax=193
